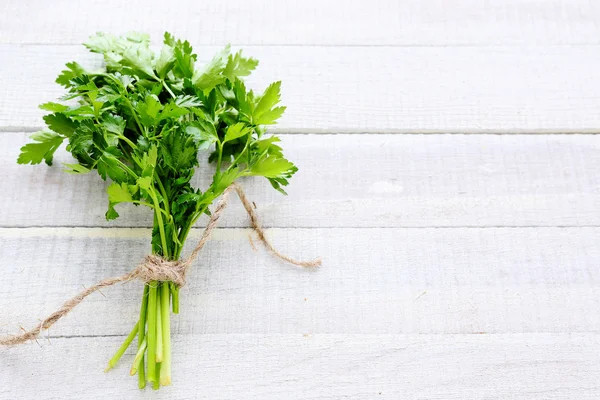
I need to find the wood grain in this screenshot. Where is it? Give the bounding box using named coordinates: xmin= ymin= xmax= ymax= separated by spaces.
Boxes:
xmin=2 ymin=133 xmax=599 ymax=228
xmin=1 ymin=227 xmax=598 ymax=337
xmin=1 ymin=0 xmax=599 ymax=46
xmin=3 ymin=45 xmax=600 ymax=132
xmin=2 ymin=1 xmax=600 ymax=397
xmin=2 ymin=334 xmax=599 ymax=399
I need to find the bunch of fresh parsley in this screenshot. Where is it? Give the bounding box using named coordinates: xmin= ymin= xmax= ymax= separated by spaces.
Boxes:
xmin=18 ymin=32 xmax=296 ymax=389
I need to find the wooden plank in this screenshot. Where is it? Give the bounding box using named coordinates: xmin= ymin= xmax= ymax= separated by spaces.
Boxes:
xmin=1 ymin=227 xmax=599 ymax=338
xmin=2 ymin=133 xmax=599 ymax=228
xmin=3 ymin=45 xmax=600 ymax=132
xmin=1 ymin=0 xmax=599 ymax=46
xmin=2 ymin=334 xmax=599 ymax=398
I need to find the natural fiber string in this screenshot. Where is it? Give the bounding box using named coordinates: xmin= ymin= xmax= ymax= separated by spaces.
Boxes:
xmin=0 ymin=183 xmax=321 ymax=346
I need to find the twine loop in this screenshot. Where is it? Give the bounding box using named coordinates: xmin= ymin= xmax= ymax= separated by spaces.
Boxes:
xmin=0 ymin=183 xmax=321 ymax=346
xmin=131 ymin=255 xmax=188 ymax=287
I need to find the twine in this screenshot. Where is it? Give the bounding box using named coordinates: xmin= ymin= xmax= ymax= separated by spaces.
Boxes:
xmin=0 ymin=183 xmax=321 ymax=346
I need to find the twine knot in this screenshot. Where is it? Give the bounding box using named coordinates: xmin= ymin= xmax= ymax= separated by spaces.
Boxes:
xmin=132 ymin=255 xmax=189 ymax=287
xmin=0 ymin=183 xmax=321 ymax=346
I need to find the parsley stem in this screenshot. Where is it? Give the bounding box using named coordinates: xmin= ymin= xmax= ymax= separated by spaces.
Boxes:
xmin=105 ymin=321 xmax=138 ymax=372
xmin=170 ymin=282 xmax=179 ymax=314
xmin=160 ymin=283 xmax=172 ymax=385
xmin=136 ymin=285 xmax=149 ymax=388
xmin=118 ymin=134 xmax=138 ymax=150
xmin=155 ymin=178 xmax=170 ymax=216
xmin=149 ymin=192 xmax=169 ymax=259
xmin=162 ymin=80 xmax=176 ymax=99
xmin=130 ymin=337 xmax=147 ymax=376
xmin=216 ymin=141 xmax=224 ymax=174
xmin=146 ymin=283 xmax=158 ymax=383
xmin=156 ymin=288 xmax=163 ymax=362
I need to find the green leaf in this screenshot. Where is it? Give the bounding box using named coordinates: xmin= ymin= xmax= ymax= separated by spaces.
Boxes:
xmin=55 ymin=62 xmax=86 ymax=87
xmin=254 ymin=106 xmax=286 ymax=125
xmin=192 ymin=45 xmax=230 ymax=94
xmin=135 ymin=94 xmax=163 ymax=126
xmin=160 ymin=127 xmax=199 ymax=171
xmin=63 ymin=163 xmax=91 ymax=174
xmin=106 ymin=181 xmax=139 ymax=220
xmin=19 ymin=33 xmax=297 ymax=240
xmin=250 ymin=156 xmax=297 ymax=178
xmin=253 ymin=81 xmax=285 ymax=125
xmin=17 ymin=131 xmax=64 ymax=165
xmin=223 ymin=50 xmax=259 ymax=82
xmin=133 ymin=144 xmax=158 ymax=178
xmin=159 ymin=103 xmax=189 ymax=121
xmin=107 ymin=181 xmax=135 ymax=203
xmin=39 ymin=102 xmax=69 ymax=113
xmin=155 ymin=44 xmax=175 ymax=79
xmin=211 ymin=167 xmax=240 ymax=195
xmin=254 ymin=136 xmax=284 ymax=157
xmin=233 ymin=79 xmax=253 ymax=117
xmin=173 ymin=39 xmax=196 ymax=79
xmin=84 ymin=32 xmax=128 ymax=54
xmin=174 ymin=95 xmax=202 ymax=108
xmin=63 ymin=105 xmax=95 ymax=119
xmin=122 ymin=43 xmax=158 ymax=80
xmin=223 ymin=122 xmax=251 ymax=143
xmin=97 ymin=149 xmax=131 ymax=183
xmin=186 ymin=120 xmax=218 ymax=150
xmin=137 ymin=176 xmax=153 ymax=191
xmin=67 ymin=119 xmax=96 ymax=167
xmin=102 ymin=114 xmax=126 ymax=135
xmin=43 ymin=113 xmax=78 ymax=137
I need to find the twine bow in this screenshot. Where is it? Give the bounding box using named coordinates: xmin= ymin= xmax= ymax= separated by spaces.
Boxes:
xmin=0 ymin=183 xmax=321 ymax=346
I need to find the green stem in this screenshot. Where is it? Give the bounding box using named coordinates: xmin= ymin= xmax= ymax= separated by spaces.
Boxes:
xmin=146 ymin=283 xmax=158 ymax=383
xmin=162 ymin=80 xmax=176 ymax=98
xmin=137 ymin=285 xmax=149 ymax=388
xmin=216 ymin=141 xmax=223 ymax=174
xmin=177 ymin=204 xmax=210 ymax=252
xmin=150 ymin=194 xmax=170 ymax=259
xmin=130 ymin=337 xmax=147 ymax=376
xmin=105 ymin=322 xmax=138 ymax=372
xmin=170 ymin=282 xmax=179 ymax=314
xmin=118 ymin=134 xmax=138 ymax=150
xmin=160 ymin=283 xmax=172 ymax=385
xmin=155 ymin=178 xmax=170 ymax=215
xmin=156 ymin=287 xmax=163 ymax=362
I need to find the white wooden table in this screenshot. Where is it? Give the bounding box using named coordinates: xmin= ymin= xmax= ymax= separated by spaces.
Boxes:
xmin=1 ymin=1 xmax=600 ymax=398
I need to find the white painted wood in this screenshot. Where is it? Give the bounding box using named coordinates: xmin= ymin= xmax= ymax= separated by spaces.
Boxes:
xmin=4 ymin=45 xmax=600 ymax=132
xmin=2 ymin=133 xmax=599 ymax=228
xmin=1 ymin=0 xmax=599 ymax=46
xmin=2 ymin=1 xmax=600 ymax=397
xmin=2 ymin=334 xmax=599 ymax=398
xmin=1 ymin=227 xmax=599 ymax=338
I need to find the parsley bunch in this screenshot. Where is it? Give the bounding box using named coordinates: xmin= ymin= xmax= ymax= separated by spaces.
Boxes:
xmin=18 ymin=32 xmax=296 ymax=389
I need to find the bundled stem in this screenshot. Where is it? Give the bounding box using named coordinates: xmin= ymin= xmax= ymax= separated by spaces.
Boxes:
xmin=1 ymin=182 xmax=320 ymax=389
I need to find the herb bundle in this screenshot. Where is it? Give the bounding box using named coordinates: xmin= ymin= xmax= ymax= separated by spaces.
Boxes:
xmin=17 ymin=32 xmax=298 ymax=389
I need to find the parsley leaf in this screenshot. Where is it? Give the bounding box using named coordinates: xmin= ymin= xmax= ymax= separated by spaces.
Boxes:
xmin=253 ymin=81 xmax=286 ymax=125
xmin=17 ymin=131 xmax=64 ymax=165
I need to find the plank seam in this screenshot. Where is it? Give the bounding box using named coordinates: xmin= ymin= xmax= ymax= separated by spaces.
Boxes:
xmin=5 ymin=127 xmax=600 ymax=135
xmin=2 ymin=225 xmax=600 ymax=230
xmin=28 ymin=331 xmax=600 ymax=340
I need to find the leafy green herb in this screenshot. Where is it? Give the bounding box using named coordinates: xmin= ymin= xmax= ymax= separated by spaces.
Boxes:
xmin=17 ymin=32 xmax=295 ymax=390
